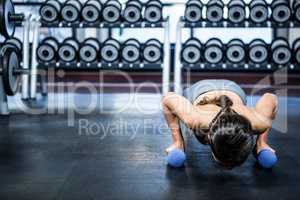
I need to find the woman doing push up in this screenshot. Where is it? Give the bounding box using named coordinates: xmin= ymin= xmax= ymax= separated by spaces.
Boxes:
xmin=163 ymin=79 xmax=278 ymax=169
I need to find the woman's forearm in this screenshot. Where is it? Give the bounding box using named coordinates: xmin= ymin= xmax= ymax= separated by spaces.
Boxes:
xmin=163 ymin=102 xmax=184 ymax=144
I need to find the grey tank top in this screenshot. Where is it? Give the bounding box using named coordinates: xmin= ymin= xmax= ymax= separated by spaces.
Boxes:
xmin=180 ymin=79 xmax=247 ymax=145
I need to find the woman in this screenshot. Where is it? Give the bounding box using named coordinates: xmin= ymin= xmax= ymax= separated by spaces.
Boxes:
xmin=163 ymin=79 xmax=278 ymax=168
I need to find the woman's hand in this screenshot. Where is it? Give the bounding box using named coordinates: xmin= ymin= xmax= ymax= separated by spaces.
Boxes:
xmin=256 ymin=140 xmax=275 ymax=154
xmin=166 ymin=142 xmax=185 ymax=154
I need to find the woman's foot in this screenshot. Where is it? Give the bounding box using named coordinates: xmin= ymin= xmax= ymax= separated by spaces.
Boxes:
xmin=166 ymin=142 xmax=185 ymax=154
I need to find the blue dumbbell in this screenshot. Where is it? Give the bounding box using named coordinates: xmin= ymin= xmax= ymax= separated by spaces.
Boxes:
xmin=257 ymin=149 xmax=278 ymax=169
xmin=166 ymin=148 xmax=186 ymax=168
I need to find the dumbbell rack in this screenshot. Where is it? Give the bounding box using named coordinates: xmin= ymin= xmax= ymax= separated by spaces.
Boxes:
xmin=25 ymin=17 xmax=171 ymax=99
xmin=174 ymin=16 xmax=300 ymax=94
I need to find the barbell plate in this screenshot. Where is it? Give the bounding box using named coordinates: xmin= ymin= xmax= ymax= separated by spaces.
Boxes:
xmin=0 ymin=0 xmax=15 ymax=38
xmin=0 ymin=46 xmax=21 ymax=96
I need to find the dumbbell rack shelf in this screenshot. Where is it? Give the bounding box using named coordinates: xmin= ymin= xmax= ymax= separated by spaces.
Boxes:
xmin=182 ymin=63 xmax=300 ymax=72
xmin=38 ymin=62 xmax=163 ymax=71
xmin=39 ymin=20 xmax=166 ymax=29
xmin=180 ymin=17 xmax=300 ymax=28
xmin=174 ymin=17 xmax=300 ymax=94
xmin=29 ymin=17 xmax=171 ymax=100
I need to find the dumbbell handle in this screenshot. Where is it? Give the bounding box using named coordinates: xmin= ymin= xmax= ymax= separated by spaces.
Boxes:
xmin=9 ymin=13 xmax=25 ymax=22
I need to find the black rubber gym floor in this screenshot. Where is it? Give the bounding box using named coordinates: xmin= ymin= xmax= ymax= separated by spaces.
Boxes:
xmin=0 ymin=96 xmax=299 ymax=200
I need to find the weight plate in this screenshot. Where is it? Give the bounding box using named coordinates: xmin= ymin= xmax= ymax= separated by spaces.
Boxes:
xmin=143 ymin=45 xmax=162 ymax=63
xmin=79 ymin=44 xmax=97 ymax=63
xmin=272 ymin=47 xmax=291 ymax=65
xmin=272 ymin=5 xmax=291 ymax=23
xmin=37 ymin=44 xmax=56 ymax=62
xmin=101 ymin=44 xmax=119 ymax=63
xmin=249 ymin=45 xmax=268 ymax=64
xmin=249 ymin=5 xmax=268 ymax=23
xmin=1 ymin=46 xmax=21 ymax=96
xmin=122 ymin=44 xmax=140 ymax=63
xmin=0 ymin=0 xmax=15 ymax=38
xmin=123 ymin=5 xmax=141 ymax=23
xmin=102 ymin=5 xmax=120 ymax=23
xmin=58 ymin=44 xmax=77 ymax=62
xmin=144 ymin=5 xmax=162 ymax=23
xmin=226 ymin=45 xmax=245 ymax=63
xmin=182 ymin=45 xmax=201 ymax=64
xmin=228 ymin=6 xmax=245 ymax=24
xmin=206 ymin=6 xmax=223 ymax=23
xmin=185 ymin=5 xmax=202 ymax=23
xmin=82 ymin=5 xmax=100 ymax=22
xmin=40 ymin=2 xmax=59 ymax=23
xmin=204 ymin=46 xmax=223 ymax=64
xmin=61 ymin=4 xmax=79 ymax=22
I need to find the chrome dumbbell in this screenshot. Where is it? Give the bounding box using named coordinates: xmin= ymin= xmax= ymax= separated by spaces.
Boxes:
xmin=79 ymin=38 xmax=101 ymax=63
xmin=185 ymin=0 xmax=203 ymax=23
xmin=271 ymin=38 xmax=291 ymax=66
xmin=101 ymin=38 xmax=121 ymax=63
xmin=37 ymin=37 xmax=59 ymax=63
xmin=204 ymin=38 xmax=224 ymax=64
xmin=58 ymin=38 xmax=80 ymax=63
xmin=122 ymin=39 xmax=141 ymax=63
xmin=181 ymin=38 xmax=202 ymax=64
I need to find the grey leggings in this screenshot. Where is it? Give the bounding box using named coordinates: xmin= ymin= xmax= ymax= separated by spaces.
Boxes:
xmin=183 ymin=79 xmax=247 ymax=105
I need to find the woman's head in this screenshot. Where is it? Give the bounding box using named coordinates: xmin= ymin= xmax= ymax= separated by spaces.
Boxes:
xmin=208 ymin=95 xmax=254 ymax=168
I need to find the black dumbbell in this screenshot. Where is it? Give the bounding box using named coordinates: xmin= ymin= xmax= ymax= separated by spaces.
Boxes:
xmin=79 ymin=38 xmax=100 ymax=63
xmin=185 ymin=0 xmax=203 ymax=23
xmin=248 ymin=39 xmax=268 ymax=65
xmin=123 ymin=0 xmax=143 ymax=23
xmin=271 ymin=38 xmax=291 ymax=65
xmin=249 ymin=0 xmax=268 ymax=24
xmin=204 ymin=38 xmax=223 ymax=64
xmin=40 ymin=0 xmax=62 ymax=23
xmin=58 ymin=38 xmax=79 ymax=63
xmin=144 ymin=0 xmax=163 ymax=23
xmin=37 ymin=37 xmax=59 ymax=63
xmin=61 ymin=0 xmax=82 ymax=23
xmin=181 ymin=38 xmax=202 ymax=64
xmin=0 ymin=0 xmax=24 ymax=38
xmin=271 ymin=0 xmax=291 ymax=24
xmin=228 ymin=0 xmax=246 ymax=24
xmin=101 ymin=38 xmax=121 ymax=63
xmin=293 ymin=0 xmax=300 ymax=23
xmin=226 ymin=39 xmax=246 ymax=64
xmin=293 ymin=39 xmax=300 ymax=65
xmin=122 ymin=39 xmax=141 ymax=63
xmin=142 ymin=39 xmax=163 ymax=63
xmin=102 ymin=0 xmax=122 ymax=23
xmin=81 ymin=0 xmax=102 ymax=23
xmin=206 ymin=0 xmax=224 ymax=23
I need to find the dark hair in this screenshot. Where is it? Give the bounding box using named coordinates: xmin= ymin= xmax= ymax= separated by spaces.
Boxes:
xmin=208 ymin=95 xmax=254 ymax=168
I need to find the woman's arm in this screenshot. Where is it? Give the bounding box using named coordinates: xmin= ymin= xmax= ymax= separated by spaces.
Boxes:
xmin=162 ymin=92 xmax=215 ymax=152
xmin=254 ymin=93 xmax=278 ymax=153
